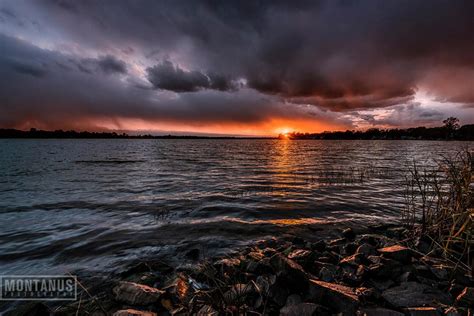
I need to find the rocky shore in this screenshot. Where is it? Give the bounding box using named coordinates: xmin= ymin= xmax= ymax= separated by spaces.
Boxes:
xmin=10 ymin=225 xmax=474 ymax=316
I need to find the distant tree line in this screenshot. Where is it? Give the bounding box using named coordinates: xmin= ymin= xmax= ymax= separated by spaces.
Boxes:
xmin=282 ymin=118 xmax=473 ymax=140
xmin=0 ymin=128 xmax=266 ymax=139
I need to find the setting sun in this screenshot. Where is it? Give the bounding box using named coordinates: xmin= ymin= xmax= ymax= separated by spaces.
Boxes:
xmin=275 ymin=127 xmax=293 ymax=135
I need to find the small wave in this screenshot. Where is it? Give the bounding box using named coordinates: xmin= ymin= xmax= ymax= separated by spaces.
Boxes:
xmin=74 ymin=160 xmax=146 ymax=164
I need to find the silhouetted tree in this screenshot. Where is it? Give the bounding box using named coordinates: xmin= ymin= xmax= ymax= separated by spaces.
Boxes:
xmin=443 ymin=117 xmax=460 ymax=139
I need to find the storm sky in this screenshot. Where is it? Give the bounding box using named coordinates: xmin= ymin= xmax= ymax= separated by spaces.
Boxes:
xmin=1 ymin=0 xmax=473 ymax=135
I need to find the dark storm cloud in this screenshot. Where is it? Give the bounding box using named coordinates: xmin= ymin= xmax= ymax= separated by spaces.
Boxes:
xmin=97 ymin=55 xmax=127 ymax=74
xmin=0 ymin=0 xmax=473 ymax=130
xmin=26 ymin=1 xmax=473 ymax=108
xmin=74 ymin=55 xmax=127 ymax=75
xmin=0 ymin=33 xmax=325 ymax=130
xmin=146 ymin=61 xmax=236 ymax=92
xmin=147 ymin=61 xmax=210 ymax=92
xmin=8 ymin=59 xmax=47 ymax=77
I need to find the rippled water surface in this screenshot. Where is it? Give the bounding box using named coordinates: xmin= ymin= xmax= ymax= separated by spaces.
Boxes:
xmin=0 ymin=139 xmax=471 ymax=275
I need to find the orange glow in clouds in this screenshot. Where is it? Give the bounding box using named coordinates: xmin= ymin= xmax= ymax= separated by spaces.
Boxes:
xmin=91 ymin=117 xmax=348 ymax=136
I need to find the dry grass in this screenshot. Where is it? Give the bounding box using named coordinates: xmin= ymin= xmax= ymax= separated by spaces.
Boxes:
xmin=403 ymin=149 xmax=473 ymax=276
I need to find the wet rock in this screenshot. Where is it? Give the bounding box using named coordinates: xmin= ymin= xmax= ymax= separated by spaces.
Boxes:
xmin=356 ymin=243 xmax=376 ymax=257
xmin=329 ymin=237 xmax=347 ymax=246
xmin=113 ymin=309 xmax=157 ymax=316
xmin=455 ymin=287 xmax=474 ymax=307
xmin=368 ymin=257 xmax=403 ymax=278
xmin=162 ymin=274 xmax=191 ymax=304
xmin=214 ymin=257 xmax=241 ymax=273
xmin=319 ymin=266 xmax=336 ymax=282
xmin=430 ymin=265 xmax=450 ymax=280
xmin=367 ymin=255 xmax=382 ymax=265
xmin=399 ymin=271 xmax=416 ymax=283
xmin=247 ymin=250 xmax=265 ymax=261
xmin=342 ymin=270 xmax=362 ymax=286
xmin=185 ymin=248 xmax=200 ymax=261
xmin=311 ymin=240 xmax=327 ymax=252
xmin=113 ymin=281 xmax=164 ymax=305
xmin=308 ymin=279 xmax=359 ymax=315
xmin=280 ymin=302 xmax=326 ymax=316
xmin=356 ymin=264 xmax=367 ymax=279
xmin=340 ymin=253 xmax=364 ymax=267
xmin=288 ymin=249 xmax=311 ymax=259
xmin=5 ymin=302 xmax=50 ymax=316
xmin=256 ymin=275 xmax=288 ymax=307
xmin=358 ymin=234 xmax=382 ymax=247
xmin=342 ymin=242 xmax=358 ymax=256
xmin=386 ymin=227 xmax=407 ymax=239
xmin=359 ymin=307 xmax=404 ymax=316
xmin=291 ymin=236 xmax=306 ymax=246
xmin=356 ymin=287 xmax=377 ymax=302
xmin=342 ymin=228 xmax=356 ymax=240
xmin=368 ymin=278 xmax=394 ymax=291
xmin=404 ymin=307 xmax=440 ymax=316
xmin=378 ymin=245 xmax=412 ymax=263
xmin=285 ymin=294 xmax=302 ymax=305
xmin=270 ymin=253 xmax=310 ymax=292
xmin=246 ymin=257 xmax=273 ymax=274
xmin=382 ymin=282 xmax=452 ymax=308
xmin=415 ymin=235 xmax=432 ymax=254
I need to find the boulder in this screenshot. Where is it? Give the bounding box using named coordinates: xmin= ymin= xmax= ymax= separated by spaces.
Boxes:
xmin=113 ymin=309 xmax=157 ymax=316
xmin=113 ymin=281 xmax=164 ymax=305
xmin=404 ymin=307 xmax=440 ymax=316
xmin=382 ymin=282 xmax=452 ymax=308
xmin=378 ymin=245 xmax=412 ymax=263
xmin=455 ymin=287 xmax=474 ymax=307
xmin=368 ymin=257 xmax=403 ymax=278
xmin=280 ymin=302 xmax=328 ymax=316
xmin=360 ymin=307 xmax=404 ymax=316
xmin=270 ymin=253 xmax=310 ymax=292
xmin=308 ymin=279 xmax=359 ymax=315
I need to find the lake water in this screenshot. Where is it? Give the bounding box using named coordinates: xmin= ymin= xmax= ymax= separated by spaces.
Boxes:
xmin=0 ymin=139 xmax=471 ymax=277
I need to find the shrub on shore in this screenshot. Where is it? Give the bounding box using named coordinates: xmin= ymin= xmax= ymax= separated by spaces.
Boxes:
xmin=403 ymin=149 xmax=473 ymax=277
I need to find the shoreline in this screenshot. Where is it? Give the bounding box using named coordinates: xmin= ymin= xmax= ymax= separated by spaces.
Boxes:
xmin=9 ymin=224 xmax=473 ymax=316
